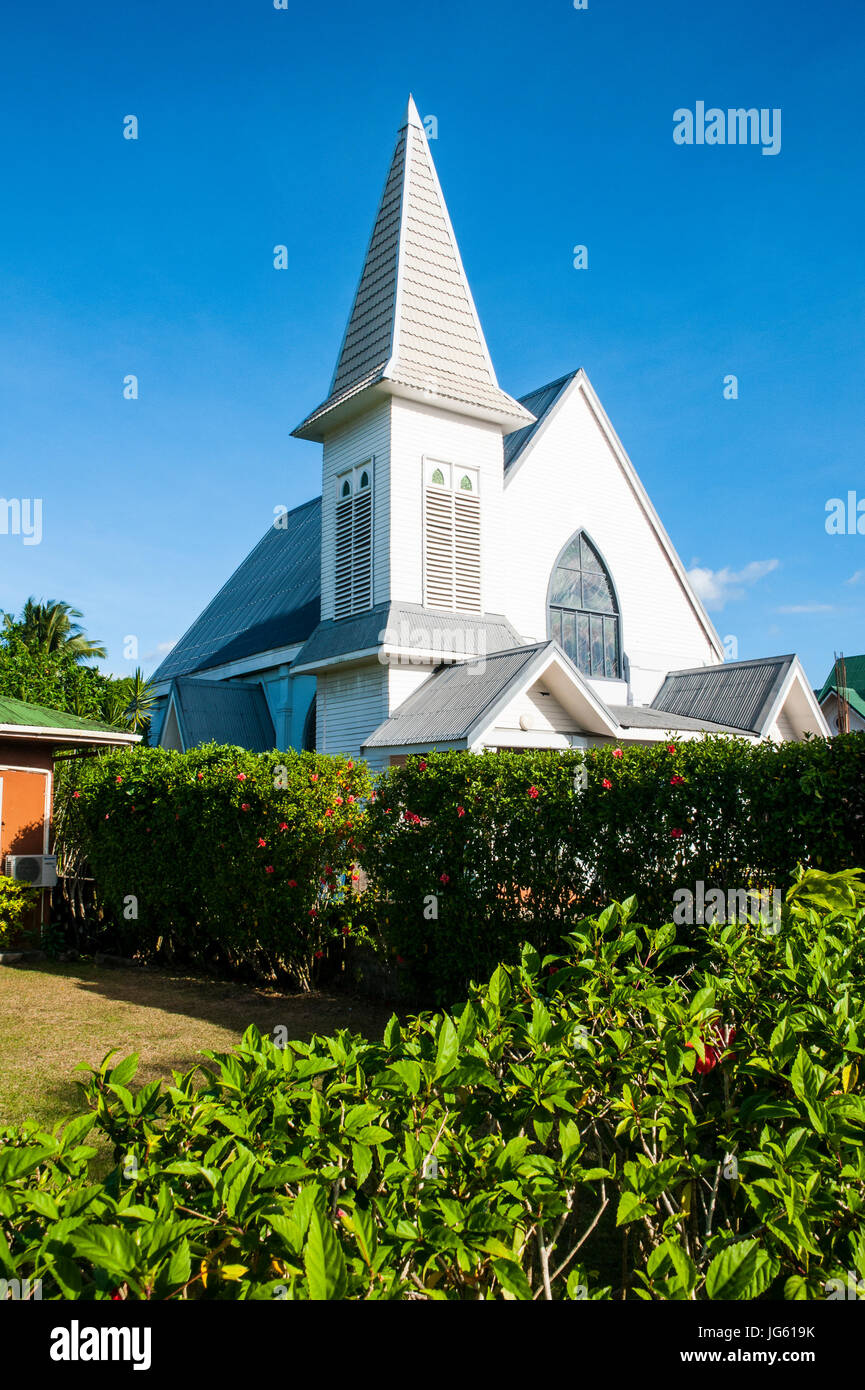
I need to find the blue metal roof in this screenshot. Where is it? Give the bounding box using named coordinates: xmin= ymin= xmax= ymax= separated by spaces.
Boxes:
xmin=153 ymin=498 xmax=321 ymax=682
xmin=169 ymin=678 xmax=276 ymax=752
xmin=503 ymin=371 xmax=579 ymax=472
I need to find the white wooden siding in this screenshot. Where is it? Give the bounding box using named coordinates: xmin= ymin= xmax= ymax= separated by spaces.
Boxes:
xmin=316 ymin=664 xmax=388 ymax=762
xmin=502 ymin=381 xmax=720 ymax=706
xmin=321 ymin=402 xmax=390 ymax=620
xmin=493 ymin=681 xmax=578 ymax=734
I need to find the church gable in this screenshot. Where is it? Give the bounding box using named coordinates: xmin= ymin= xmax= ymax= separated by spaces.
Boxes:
xmin=501 ymin=370 xmax=723 ymax=706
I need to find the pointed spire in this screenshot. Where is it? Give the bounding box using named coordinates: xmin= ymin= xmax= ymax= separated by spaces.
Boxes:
xmin=294 ymin=98 xmax=534 ymax=439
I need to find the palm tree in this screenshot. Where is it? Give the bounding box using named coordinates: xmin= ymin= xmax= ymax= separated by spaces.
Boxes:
xmin=124 ymin=668 xmax=156 ymax=732
xmin=3 ymin=599 xmax=107 ymax=661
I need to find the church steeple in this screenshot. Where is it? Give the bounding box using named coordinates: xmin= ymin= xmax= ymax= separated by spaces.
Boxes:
xmin=293 ymin=95 xmax=534 ymax=440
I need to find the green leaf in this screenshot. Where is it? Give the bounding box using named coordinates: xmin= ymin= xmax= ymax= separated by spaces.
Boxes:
xmin=616 ymin=1191 xmax=649 ymax=1226
xmin=492 ymin=1259 xmax=533 ymax=1300
xmin=109 ymin=1054 xmax=140 ymax=1087
xmin=705 ymin=1238 xmax=778 ymax=1300
xmin=352 ymin=1142 xmax=372 ymax=1186
xmin=434 ymin=1015 xmax=459 ymax=1079
xmin=304 ymin=1211 xmax=347 ymax=1301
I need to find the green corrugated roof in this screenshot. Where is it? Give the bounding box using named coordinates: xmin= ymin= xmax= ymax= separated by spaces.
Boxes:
xmin=817 ymin=655 xmax=865 ymax=721
xmin=0 ymin=694 xmax=123 ymax=734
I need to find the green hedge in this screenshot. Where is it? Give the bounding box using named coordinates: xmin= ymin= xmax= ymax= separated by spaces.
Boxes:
xmin=1 ymin=868 xmax=863 ymax=1300
xmin=361 ymin=736 xmax=865 ymax=1000
xmin=64 ymin=745 xmax=371 ymax=986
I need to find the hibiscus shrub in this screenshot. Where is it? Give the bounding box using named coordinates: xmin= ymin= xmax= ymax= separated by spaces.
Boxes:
xmin=361 ymin=736 xmax=865 ymax=1001
xmin=63 ymin=745 xmax=371 ymax=986
xmin=1 ymin=868 xmax=862 ymax=1301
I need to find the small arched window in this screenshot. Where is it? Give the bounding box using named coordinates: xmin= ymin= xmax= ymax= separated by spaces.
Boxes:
xmin=548 ymin=531 xmax=621 ymax=679
xmin=359 ymin=470 xmax=369 ymax=489
xmin=431 ymin=467 xmax=445 ymax=486
xmin=459 ymin=474 xmax=473 ymax=492
xmin=340 ymin=479 xmax=351 ymax=499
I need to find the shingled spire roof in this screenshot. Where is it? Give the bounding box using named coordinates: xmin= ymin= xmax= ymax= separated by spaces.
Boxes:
xmin=293 ymin=96 xmax=534 ymax=439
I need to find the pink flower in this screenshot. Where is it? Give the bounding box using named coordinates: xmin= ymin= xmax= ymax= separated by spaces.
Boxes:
xmin=670 ymin=775 xmax=685 ymax=786
xmin=613 ymin=749 xmax=623 ymax=759
xmin=602 ymin=778 xmax=612 ymax=789
xmin=671 ymin=828 xmax=683 ymax=839
xmin=335 ymin=796 xmax=343 ymax=806
xmin=104 ymin=813 xmax=109 ymax=819
xmin=457 ymin=806 xmax=465 ymax=817
xmin=237 ymin=773 xmax=246 ymax=781
xmin=439 ymin=872 xmax=450 ymax=884
xmin=528 ymin=786 xmax=539 ymax=799
xmin=347 ymin=795 xmax=355 ymax=804
xmin=241 ymin=803 xmax=250 ymax=811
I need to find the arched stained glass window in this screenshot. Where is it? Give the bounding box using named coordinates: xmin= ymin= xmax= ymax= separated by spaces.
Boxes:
xmin=548 ymin=532 xmax=621 ymax=679
xmin=459 ymin=474 xmax=473 ymax=491
xmin=431 ymin=467 xmax=445 ymax=486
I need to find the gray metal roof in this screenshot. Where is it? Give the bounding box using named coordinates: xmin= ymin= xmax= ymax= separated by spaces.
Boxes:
xmin=503 ymin=371 xmax=578 ymax=472
xmin=294 ymin=602 xmax=522 ymax=672
xmin=363 ymin=643 xmax=549 ymax=748
xmin=607 ymin=705 xmax=748 ymax=736
xmin=651 ymin=656 xmax=795 ymax=735
xmin=152 ymin=498 xmax=321 ymax=682
xmin=169 ymin=678 xmax=276 ymax=752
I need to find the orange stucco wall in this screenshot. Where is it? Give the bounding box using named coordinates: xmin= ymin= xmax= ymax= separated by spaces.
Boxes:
xmin=0 ymin=739 xmax=54 ymax=936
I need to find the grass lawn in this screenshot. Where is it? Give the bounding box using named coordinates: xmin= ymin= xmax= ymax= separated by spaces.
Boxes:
xmin=0 ymin=960 xmax=396 ymax=1133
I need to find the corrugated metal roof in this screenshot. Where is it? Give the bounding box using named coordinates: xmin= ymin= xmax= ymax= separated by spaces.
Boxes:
xmin=294 ymin=602 xmax=522 ymax=672
xmin=294 ymin=98 xmax=533 ymax=437
xmin=152 ymin=498 xmax=321 ymax=683
xmin=0 ymin=695 xmax=124 ymax=734
xmin=503 ymin=371 xmax=578 ymax=472
xmin=817 ymin=654 xmax=865 ymax=721
xmin=651 ymin=656 xmax=794 ymax=734
xmin=607 ymin=704 xmax=748 ymax=735
xmin=363 ymin=643 xmax=548 ymax=747
xmin=170 ymin=678 xmax=276 ymax=752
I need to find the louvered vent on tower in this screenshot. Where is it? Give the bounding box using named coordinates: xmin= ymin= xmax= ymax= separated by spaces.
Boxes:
xmin=423 ymin=463 xmax=480 ymax=612
xmin=334 ymin=467 xmax=373 ymax=619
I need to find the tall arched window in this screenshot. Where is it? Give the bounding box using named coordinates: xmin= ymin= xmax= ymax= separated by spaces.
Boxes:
xmin=548 ymin=531 xmax=621 ymax=679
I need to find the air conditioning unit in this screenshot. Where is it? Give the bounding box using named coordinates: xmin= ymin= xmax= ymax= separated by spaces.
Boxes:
xmin=4 ymin=855 xmax=57 ymax=888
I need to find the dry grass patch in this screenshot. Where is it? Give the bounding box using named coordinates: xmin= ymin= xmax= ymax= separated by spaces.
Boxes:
xmin=0 ymin=960 xmax=396 ymax=1133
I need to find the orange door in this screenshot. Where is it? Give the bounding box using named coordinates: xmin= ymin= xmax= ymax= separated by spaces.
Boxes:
xmin=0 ymin=767 xmax=50 ymax=936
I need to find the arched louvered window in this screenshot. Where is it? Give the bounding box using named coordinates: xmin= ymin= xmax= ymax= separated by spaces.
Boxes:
xmin=423 ymin=461 xmax=481 ymax=612
xmin=548 ymin=531 xmax=621 ymax=679
xmin=335 ymin=464 xmax=373 ymax=618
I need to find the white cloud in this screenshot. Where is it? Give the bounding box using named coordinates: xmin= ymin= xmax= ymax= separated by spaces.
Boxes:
xmin=845 ymin=570 xmax=865 ymax=586
xmin=776 ymin=603 xmax=835 ymax=614
xmin=143 ymin=640 xmax=176 ymax=661
xmin=687 ymin=559 xmax=779 ymax=612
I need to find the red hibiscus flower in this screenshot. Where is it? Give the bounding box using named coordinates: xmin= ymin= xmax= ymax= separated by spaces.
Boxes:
xmin=72 ymin=791 xmax=80 ymax=798
xmin=279 ymin=821 xmax=288 ymax=831
xmin=602 ymin=778 xmax=612 ymax=789
xmin=310 ymin=774 xmax=318 ymax=783
xmin=342 ymin=926 xmax=351 ymax=936
xmin=667 ymin=744 xmax=676 ymax=754
xmin=241 ymin=803 xmax=250 ymax=811
xmin=670 ymin=775 xmax=684 ymax=786
xmin=457 ymin=806 xmax=465 ymax=817
xmin=288 ymin=879 xmax=297 ymax=888
xmin=613 ymin=748 xmax=623 ymax=759
xmin=528 ymin=786 xmax=539 ymax=799
xmin=309 ymin=908 xmax=317 ymax=917
xmin=314 ymin=950 xmax=324 ymax=960
xmin=115 ymin=776 xmax=123 ymax=784
xmin=418 ymin=760 xmax=427 ymax=771
xmin=237 ymin=773 xmax=246 ymax=781
xmin=671 ymin=827 xmax=683 ymax=839
xmin=257 ymin=838 xmax=267 ymax=848
xmin=265 ymin=865 xmax=274 ymax=874
xmin=325 ymin=808 xmax=333 ymax=817
xmin=334 ymin=796 xmax=343 ymax=805
xmin=439 ymin=873 xmax=450 ymax=884
xmin=197 ymin=772 xmax=204 ymax=780
xmin=347 ymin=761 xmax=353 ymax=769
xmin=347 ymin=795 xmax=355 ymax=803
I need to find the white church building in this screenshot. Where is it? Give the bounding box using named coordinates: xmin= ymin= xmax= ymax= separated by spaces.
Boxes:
xmin=149 ymin=98 xmax=828 ymax=764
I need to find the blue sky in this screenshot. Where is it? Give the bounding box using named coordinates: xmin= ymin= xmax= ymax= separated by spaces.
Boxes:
xmin=1 ymin=0 xmax=862 ymax=689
